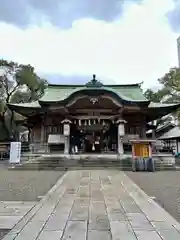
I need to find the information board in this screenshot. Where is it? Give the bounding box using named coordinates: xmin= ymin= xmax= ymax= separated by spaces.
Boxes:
xmin=63 ymin=124 xmax=70 ymax=136
xmin=133 ymin=143 xmax=149 ymax=157
xmin=9 ymin=142 xmax=21 ymax=164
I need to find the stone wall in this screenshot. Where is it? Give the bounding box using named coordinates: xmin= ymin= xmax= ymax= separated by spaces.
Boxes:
xmin=153 ymin=154 xmax=175 ymax=165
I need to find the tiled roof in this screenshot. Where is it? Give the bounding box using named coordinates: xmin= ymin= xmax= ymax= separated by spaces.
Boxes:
xmin=148 ymin=102 xmax=180 ymax=108
xmin=9 ymin=101 xmax=40 ymax=108
xmin=39 ymin=83 xmax=148 ymax=103
xmin=7 ymin=79 xmax=180 ymax=119
xmin=159 ymin=126 xmax=180 ymax=139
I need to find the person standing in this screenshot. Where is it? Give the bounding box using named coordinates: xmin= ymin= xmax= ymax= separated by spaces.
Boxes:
xmin=73 ymin=134 xmax=79 ymax=154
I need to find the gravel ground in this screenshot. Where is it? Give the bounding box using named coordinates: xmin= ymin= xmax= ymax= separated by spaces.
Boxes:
xmin=0 ymin=168 xmax=65 ymax=201
xmin=126 ymin=171 xmax=180 ymax=223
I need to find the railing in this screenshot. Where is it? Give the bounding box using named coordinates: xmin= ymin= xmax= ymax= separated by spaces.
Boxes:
xmin=0 ymin=142 xmax=10 ymax=160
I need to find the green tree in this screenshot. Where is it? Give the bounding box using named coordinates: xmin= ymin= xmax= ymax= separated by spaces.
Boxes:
xmin=144 ymin=88 xmax=172 ymax=129
xmin=0 ymin=59 xmax=47 ymax=140
xmin=144 ymin=67 xmax=180 ymax=127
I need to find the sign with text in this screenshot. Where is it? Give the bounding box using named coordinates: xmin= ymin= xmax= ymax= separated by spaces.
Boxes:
xmin=63 ymin=124 xmax=70 ymax=136
xmin=118 ymin=123 xmax=125 ymax=136
xmin=48 ymin=134 xmax=65 ymax=144
xmin=133 ymin=143 xmax=149 ymax=158
xmin=9 ymin=142 xmax=21 ymax=164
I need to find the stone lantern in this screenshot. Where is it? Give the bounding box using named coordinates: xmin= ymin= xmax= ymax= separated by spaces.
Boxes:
xmin=117 ymin=119 xmax=127 ymax=155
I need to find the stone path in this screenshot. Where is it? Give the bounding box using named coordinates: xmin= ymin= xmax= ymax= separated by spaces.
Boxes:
xmin=0 ymin=201 xmax=36 ymax=229
xmin=3 ymin=170 xmax=180 ymax=239
xmin=0 ymin=201 xmax=36 ymax=239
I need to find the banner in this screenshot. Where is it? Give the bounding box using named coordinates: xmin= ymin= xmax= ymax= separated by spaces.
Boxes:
xmin=9 ymin=142 xmax=21 ymax=164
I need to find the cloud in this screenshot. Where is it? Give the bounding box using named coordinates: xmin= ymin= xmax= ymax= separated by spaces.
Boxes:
xmin=166 ymin=0 xmax=180 ymax=31
xmin=0 ymin=0 xmax=178 ymax=89
xmin=0 ymin=0 xmax=143 ymax=28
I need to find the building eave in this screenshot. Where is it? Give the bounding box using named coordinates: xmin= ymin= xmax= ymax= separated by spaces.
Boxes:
xmin=7 ymin=101 xmax=42 ymax=117
xmin=159 ymin=126 xmax=180 ymax=140
xmin=48 ymin=82 xmax=142 ymax=88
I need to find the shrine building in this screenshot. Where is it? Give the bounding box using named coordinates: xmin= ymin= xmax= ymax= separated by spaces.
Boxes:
xmin=8 ymin=75 xmax=180 ymax=155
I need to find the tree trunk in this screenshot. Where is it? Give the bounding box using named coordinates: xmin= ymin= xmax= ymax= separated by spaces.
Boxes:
xmin=9 ymin=110 xmax=19 ymax=141
xmin=1 ymin=112 xmax=11 ymax=141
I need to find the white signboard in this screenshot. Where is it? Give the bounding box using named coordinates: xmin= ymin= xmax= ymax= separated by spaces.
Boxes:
xmin=63 ymin=124 xmax=70 ymax=136
xmin=9 ymin=142 xmax=21 ymax=164
xmin=118 ymin=124 xmax=125 ymax=136
xmin=48 ymin=134 xmax=65 ymax=144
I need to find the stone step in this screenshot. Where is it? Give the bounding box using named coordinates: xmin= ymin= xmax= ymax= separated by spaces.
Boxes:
xmin=9 ymin=156 xmax=177 ymax=171
xmin=155 ymin=164 xmax=178 ymax=171
xmin=11 ymin=162 xmax=132 ymax=168
xmin=9 ymin=158 xmax=133 ymax=170
xmin=10 ymin=164 xmax=176 ymax=171
xmin=10 ymin=165 xmax=133 ymax=171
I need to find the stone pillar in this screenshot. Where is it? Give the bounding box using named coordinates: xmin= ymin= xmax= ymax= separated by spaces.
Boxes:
xmin=64 ymin=136 xmax=70 ymax=154
xmin=61 ymin=119 xmax=72 ymax=155
xmin=118 ymin=135 xmax=124 ymax=155
xmin=117 ymin=120 xmax=126 ymax=155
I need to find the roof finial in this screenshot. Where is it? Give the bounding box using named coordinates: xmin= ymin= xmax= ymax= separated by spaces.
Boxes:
xmin=85 ymin=74 xmax=103 ymax=87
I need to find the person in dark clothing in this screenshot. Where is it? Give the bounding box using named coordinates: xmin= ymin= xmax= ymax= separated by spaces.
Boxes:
xmin=71 ymin=134 xmax=79 ymax=154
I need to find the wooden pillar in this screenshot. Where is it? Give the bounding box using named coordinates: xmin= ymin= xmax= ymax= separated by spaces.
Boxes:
xmin=177 ymin=139 xmax=180 ymax=153
xmin=40 ymin=124 xmax=44 ymax=144
xmin=28 ymin=127 xmax=32 ymax=143
xmin=141 ymin=121 xmax=147 ymax=138
xmin=152 ymin=129 xmax=156 ymax=139
xmin=40 ymin=116 xmax=46 ymax=152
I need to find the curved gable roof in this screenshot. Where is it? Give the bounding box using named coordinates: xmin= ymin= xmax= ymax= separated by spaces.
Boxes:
xmin=39 ymin=82 xmax=148 ymax=104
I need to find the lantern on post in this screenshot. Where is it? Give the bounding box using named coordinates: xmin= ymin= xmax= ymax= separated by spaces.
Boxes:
xmin=117 ymin=119 xmax=127 ymax=136
xmin=61 ymin=119 xmax=72 ymax=136
xmin=63 ymin=124 xmax=70 ymax=136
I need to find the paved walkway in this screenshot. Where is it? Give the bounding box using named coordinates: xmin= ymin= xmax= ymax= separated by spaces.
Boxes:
xmin=3 ymin=170 xmax=180 ymax=239
xmin=0 ymin=201 xmax=36 ymax=229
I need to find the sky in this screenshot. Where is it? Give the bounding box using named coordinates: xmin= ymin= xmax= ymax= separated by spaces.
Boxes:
xmin=0 ymin=0 xmax=180 ymax=89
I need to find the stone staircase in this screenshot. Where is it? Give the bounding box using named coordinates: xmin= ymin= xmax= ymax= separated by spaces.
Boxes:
xmin=9 ymin=155 xmax=133 ymax=171
xmin=154 ymin=160 xmax=176 ymax=171
xmin=8 ymin=154 xmax=177 ymax=171
xmin=153 ymin=155 xmax=177 ymax=171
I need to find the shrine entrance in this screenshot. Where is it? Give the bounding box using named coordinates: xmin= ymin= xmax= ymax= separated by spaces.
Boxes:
xmin=70 ymin=121 xmax=118 ymax=154
xmin=84 ymin=131 xmax=101 ymax=153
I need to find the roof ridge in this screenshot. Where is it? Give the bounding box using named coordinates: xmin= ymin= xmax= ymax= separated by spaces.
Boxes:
xmin=48 ymin=83 xmax=142 ymax=88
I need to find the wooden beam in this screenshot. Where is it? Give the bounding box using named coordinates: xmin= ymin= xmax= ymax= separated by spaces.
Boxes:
xmin=72 ymin=115 xmax=115 ymax=120
xmin=71 ymin=109 xmax=114 ymax=113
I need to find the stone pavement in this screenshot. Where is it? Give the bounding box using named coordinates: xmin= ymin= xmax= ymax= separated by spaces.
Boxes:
xmin=3 ymin=170 xmax=180 ymax=239
xmin=0 ymin=201 xmax=36 ymax=239
xmin=0 ymin=201 xmax=36 ymax=229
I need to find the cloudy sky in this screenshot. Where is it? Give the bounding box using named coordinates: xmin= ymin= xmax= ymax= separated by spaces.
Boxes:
xmin=0 ymin=0 xmax=180 ymax=89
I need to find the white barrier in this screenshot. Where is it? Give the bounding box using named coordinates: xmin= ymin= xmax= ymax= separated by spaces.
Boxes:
xmin=9 ymin=142 xmax=21 ymax=164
